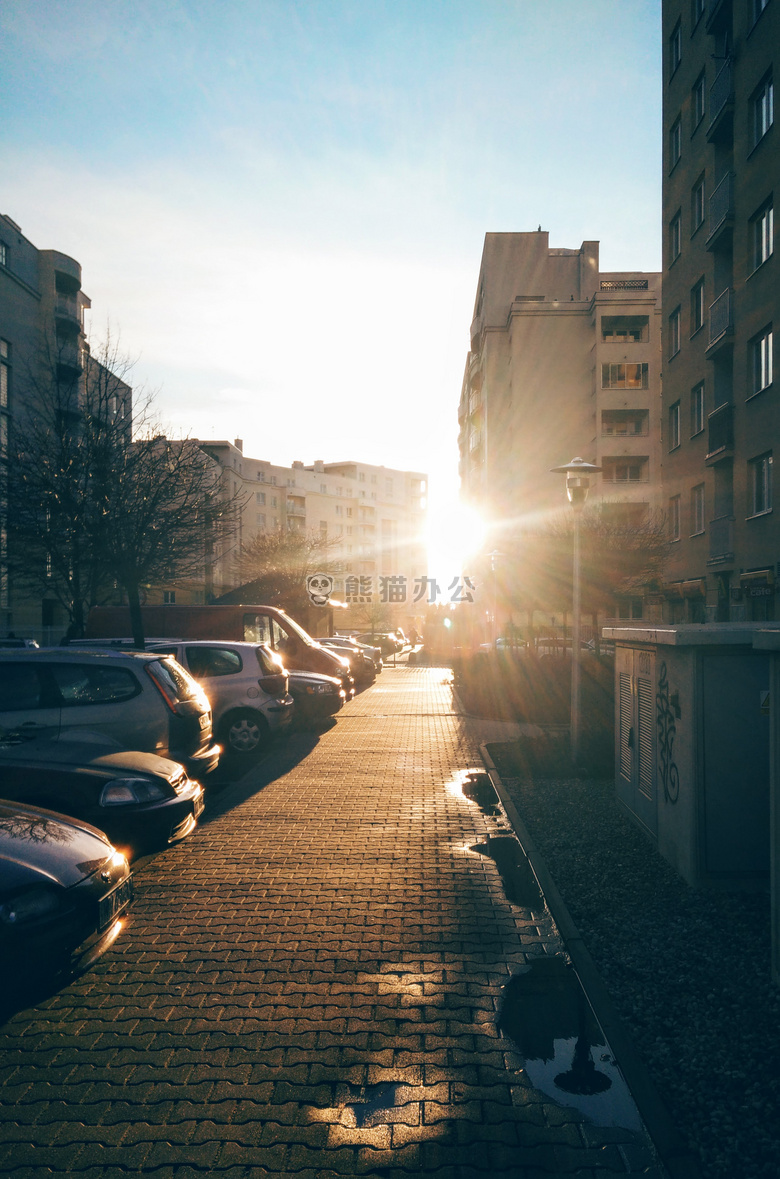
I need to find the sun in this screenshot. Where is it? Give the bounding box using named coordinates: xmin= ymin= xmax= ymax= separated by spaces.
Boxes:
xmin=425 ymin=497 xmax=487 ymax=585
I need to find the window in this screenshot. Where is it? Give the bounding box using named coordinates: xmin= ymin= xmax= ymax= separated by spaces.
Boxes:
xmin=670 ymin=116 xmax=682 ymax=168
xmin=601 ymin=363 xmax=649 ymax=389
xmin=692 ymin=72 xmax=705 ymax=129
xmin=670 ymin=21 xmax=681 ymax=77
xmin=359 ymin=472 xmax=365 ymax=482
xmin=601 ymin=410 xmax=648 ymax=436
xmin=186 ymin=646 xmax=242 ymax=678
xmin=691 ymin=381 xmax=705 ymax=435
xmin=669 ymin=402 xmax=681 ymax=450
xmin=163 ymin=590 xmax=176 ymax=604
xmin=751 ymin=199 xmax=774 ymax=269
xmin=601 ymin=316 xmax=649 ymax=342
xmin=0 ymin=339 xmax=9 ymax=411
xmin=256 ymin=491 xmax=266 ymax=505
xmin=670 ymin=210 xmax=682 ymax=261
xmin=691 ymin=279 xmax=705 ymax=334
xmin=52 ymin=664 xmax=142 ymax=706
xmin=256 ymin=513 xmax=266 ymax=528
xmin=692 ymin=0 xmax=704 ymax=26
xmin=750 ymin=452 xmax=773 ymax=515
xmin=602 ymin=458 xmax=648 ymax=484
xmin=691 ymin=484 xmax=705 ymax=534
xmin=335 ymin=504 xmax=343 ymax=516
xmin=320 ymin=483 xmax=327 ymax=493
xmin=0 ymin=243 xmax=6 ymax=268
xmin=669 ymin=495 xmax=681 ymax=540
xmin=669 ymin=307 xmax=681 ymax=357
xmin=750 ymin=326 xmax=773 ymax=394
xmin=692 ymin=175 xmax=705 ymax=231
xmin=752 ymin=0 xmax=770 ymax=27
xmin=753 ymin=74 xmax=774 ymax=146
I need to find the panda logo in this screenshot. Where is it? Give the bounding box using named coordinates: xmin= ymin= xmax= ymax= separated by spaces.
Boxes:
xmin=306 ymin=572 xmax=334 ymax=606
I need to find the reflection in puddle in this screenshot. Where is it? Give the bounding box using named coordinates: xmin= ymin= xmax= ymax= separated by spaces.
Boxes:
xmin=498 ymin=956 xmax=642 ymax=1131
xmin=461 ymin=771 xmax=501 ymax=816
xmin=341 ymin=1081 xmax=402 ymax=1128
xmin=471 ymin=835 xmax=545 ymax=911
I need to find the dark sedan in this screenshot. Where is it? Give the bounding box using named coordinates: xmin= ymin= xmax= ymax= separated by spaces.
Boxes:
xmin=0 ymin=800 xmax=133 ymax=981
xmin=0 ymin=742 xmax=204 ymax=856
xmin=287 ymin=670 xmax=346 ymax=724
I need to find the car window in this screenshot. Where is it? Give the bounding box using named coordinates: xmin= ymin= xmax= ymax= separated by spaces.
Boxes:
xmin=149 ymin=658 xmax=201 ymax=701
xmin=186 ymin=646 xmax=242 ymax=678
xmin=50 ymin=663 xmax=142 ymax=706
xmin=244 ymin=614 xmax=272 ymax=643
xmin=0 ymin=664 xmax=46 ymax=711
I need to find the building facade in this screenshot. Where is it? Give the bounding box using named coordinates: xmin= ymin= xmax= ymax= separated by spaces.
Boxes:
xmin=459 ymin=231 xmax=662 ymax=621
xmin=0 ymin=214 xmax=132 ymax=641
xmin=662 ymin=0 xmax=779 ymax=621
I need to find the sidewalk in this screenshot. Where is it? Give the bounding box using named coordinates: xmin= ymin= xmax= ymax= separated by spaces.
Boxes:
xmin=0 ymin=665 xmax=665 ymax=1176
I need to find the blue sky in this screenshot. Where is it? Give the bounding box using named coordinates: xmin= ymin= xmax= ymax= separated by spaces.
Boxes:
xmin=1 ymin=0 xmax=662 ymax=517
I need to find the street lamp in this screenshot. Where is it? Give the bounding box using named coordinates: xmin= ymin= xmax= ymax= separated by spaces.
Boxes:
xmin=487 ymin=550 xmax=505 ymax=646
xmin=550 ymin=457 xmax=602 ymax=767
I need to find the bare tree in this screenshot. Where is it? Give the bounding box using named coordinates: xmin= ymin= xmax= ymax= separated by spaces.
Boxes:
xmin=218 ymin=528 xmax=335 ymax=619
xmin=7 ymin=334 xmax=244 ymax=645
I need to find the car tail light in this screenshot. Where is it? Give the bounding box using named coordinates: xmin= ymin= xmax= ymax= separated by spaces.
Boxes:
xmin=258 ymin=674 xmax=287 ymax=696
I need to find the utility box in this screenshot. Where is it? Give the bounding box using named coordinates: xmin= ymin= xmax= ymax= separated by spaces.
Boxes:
xmin=603 ymin=624 xmax=780 ymax=889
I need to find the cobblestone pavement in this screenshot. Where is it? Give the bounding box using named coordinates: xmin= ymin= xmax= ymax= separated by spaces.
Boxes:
xmin=0 ymin=666 xmax=664 ymax=1177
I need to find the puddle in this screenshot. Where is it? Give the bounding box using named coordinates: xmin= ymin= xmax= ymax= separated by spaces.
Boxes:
xmin=461 ymin=770 xmax=502 ymax=816
xmin=498 ymin=956 xmax=642 ymax=1131
xmin=471 ymin=835 xmax=545 ymax=910
xmin=341 ymin=1081 xmax=402 ymax=1128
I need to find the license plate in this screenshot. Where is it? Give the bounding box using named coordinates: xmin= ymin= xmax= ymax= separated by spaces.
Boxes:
xmin=194 ymin=793 xmax=205 ymax=817
xmin=98 ymin=877 xmax=134 ymax=931
xmin=199 ymin=713 xmax=210 ymax=730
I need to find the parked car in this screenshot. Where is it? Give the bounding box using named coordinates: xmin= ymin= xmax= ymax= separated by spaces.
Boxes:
xmin=0 ymin=649 xmax=220 ymax=781
xmin=355 ymin=632 xmax=402 ymax=658
xmin=319 ymin=638 xmax=377 ymax=685
xmin=0 ymin=742 xmax=204 ymax=854
xmin=0 ymin=799 xmax=133 ymax=980
xmin=334 ymin=635 xmax=383 ymax=673
xmin=286 ymin=669 xmax=346 ymax=723
xmin=144 ymin=640 xmax=294 ymax=755
xmin=0 ymin=637 xmax=39 ymax=648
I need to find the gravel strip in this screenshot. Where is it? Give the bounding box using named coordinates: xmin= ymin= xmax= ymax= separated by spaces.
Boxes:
xmin=491 ymin=762 xmax=780 ymax=1179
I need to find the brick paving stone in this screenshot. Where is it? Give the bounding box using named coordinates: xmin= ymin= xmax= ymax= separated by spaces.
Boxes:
xmin=0 ymin=666 xmax=665 ymax=1176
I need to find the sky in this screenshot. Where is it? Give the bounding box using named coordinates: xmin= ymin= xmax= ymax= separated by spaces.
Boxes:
xmin=1 ymin=0 xmax=662 ymax=548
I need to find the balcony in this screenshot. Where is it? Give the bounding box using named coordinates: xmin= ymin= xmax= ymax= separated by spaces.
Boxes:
xmin=707 ymin=288 xmax=733 ymax=352
xmin=55 ymin=340 xmax=83 ymax=377
xmin=707 ymin=59 xmax=733 ymax=143
xmin=707 ymin=515 xmax=735 ymax=565
xmin=285 ymin=502 xmax=306 ymax=517
xmin=706 ymin=173 xmax=735 ymax=251
xmin=54 ymin=295 xmax=81 ymax=333
xmin=705 ymin=403 xmax=733 ymax=464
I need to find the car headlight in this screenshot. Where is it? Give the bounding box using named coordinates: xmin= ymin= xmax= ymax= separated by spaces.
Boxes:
xmin=0 ymin=887 xmax=63 ymax=925
xmin=100 ymin=778 xmax=170 ymax=806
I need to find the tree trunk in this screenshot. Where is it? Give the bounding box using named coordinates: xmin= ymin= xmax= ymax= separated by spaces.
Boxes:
xmin=126 ymin=582 xmax=146 ymax=649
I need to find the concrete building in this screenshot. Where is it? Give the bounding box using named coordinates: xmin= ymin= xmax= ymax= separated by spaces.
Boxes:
xmin=194 ymin=441 xmax=428 ymax=618
xmin=459 ymin=231 xmax=661 ymax=621
xmin=0 ymin=214 xmax=131 ymax=641
xmin=661 ymin=0 xmax=779 ymax=622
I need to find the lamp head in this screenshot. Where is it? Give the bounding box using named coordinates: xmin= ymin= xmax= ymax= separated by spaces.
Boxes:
xmin=550 ymin=457 xmax=602 ymax=513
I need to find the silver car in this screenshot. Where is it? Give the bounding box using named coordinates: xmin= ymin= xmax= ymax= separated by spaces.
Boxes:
xmin=145 ymin=640 xmax=294 ymax=755
xmin=0 ymin=648 xmax=220 ymax=781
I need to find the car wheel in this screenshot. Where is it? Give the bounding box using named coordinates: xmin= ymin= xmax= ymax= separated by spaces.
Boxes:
xmin=221 ymin=709 xmax=268 ymax=755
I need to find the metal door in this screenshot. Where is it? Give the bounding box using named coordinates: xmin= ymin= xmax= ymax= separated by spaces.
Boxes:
xmin=616 ymin=646 xmax=657 ymax=837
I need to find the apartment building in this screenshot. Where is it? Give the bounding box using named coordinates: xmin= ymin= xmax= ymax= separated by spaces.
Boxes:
xmin=194 ymin=441 xmax=427 ymax=605
xmin=662 ymin=0 xmax=779 ymax=621
xmin=0 ymin=214 xmax=132 ymax=640
xmin=459 ymin=231 xmax=661 ymax=619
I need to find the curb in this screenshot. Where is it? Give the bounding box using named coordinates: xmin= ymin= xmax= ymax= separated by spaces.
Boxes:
xmin=479 ymin=742 xmax=702 ymax=1179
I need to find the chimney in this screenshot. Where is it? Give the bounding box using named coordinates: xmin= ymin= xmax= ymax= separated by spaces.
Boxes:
xmin=234 ymin=438 xmax=243 ymax=453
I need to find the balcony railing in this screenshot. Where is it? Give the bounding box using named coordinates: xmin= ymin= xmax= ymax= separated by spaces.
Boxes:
xmin=708 ymin=59 xmax=733 ymax=138
xmin=55 ymin=295 xmax=80 ymax=324
xmin=707 ymin=172 xmax=734 ymax=246
xmin=708 ymin=514 xmax=734 ymax=563
xmin=706 ymin=402 xmax=733 ymax=460
xmin=708 ymin=288 xmax=733 ymax=349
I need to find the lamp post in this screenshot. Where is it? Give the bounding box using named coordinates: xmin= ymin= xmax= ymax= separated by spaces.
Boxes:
xmin=550 ymin=458 xmax=601 ymax=766
xmin=487 ymin=550 xmax=505 ymax=646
